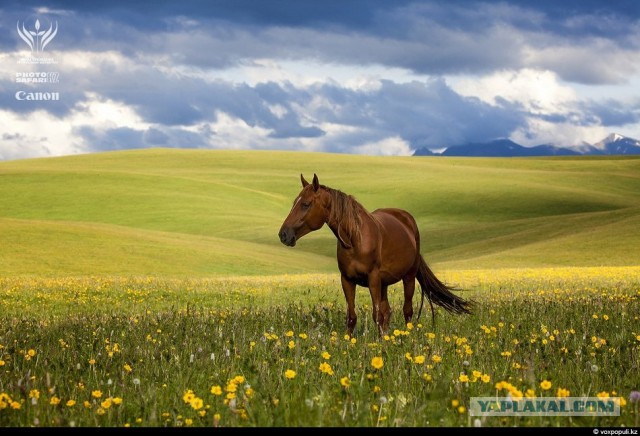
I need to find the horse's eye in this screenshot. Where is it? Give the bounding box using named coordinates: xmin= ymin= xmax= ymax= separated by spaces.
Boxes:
xmin=301 ymin=202 xmax=311 ymax=210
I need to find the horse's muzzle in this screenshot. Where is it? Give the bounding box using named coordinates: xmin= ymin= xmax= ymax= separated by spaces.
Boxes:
xmin=279 ymin=227 xmax=296 ymax=247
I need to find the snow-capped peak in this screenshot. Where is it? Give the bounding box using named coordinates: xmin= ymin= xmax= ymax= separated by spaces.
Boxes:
xmin=594 ymin=133 xmax=628 ymax=149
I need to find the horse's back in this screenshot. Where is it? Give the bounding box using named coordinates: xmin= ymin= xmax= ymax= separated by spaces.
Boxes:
xmin=372 ymin=208 xmax=419 ymax=236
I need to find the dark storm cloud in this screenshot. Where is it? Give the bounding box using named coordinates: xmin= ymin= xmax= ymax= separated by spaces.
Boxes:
xmin=5 ymin=0 xmax=412 ymax=31
xmin=3 ymin=1 xmax=638 ymax=81
xmin=310 ymin=79 xmax=525 ymax=148
xmin=528 ymin=99 xmax=640 ymax=128
xmin=142 ymin=127 xmax=169 ymax=145
xmin=74 ymin=126 xmax=145 ymax=151
xmin=65 ymin=68 xmax=525 ymax=152
xmin=75 ymin=125 xmax=212 ymax=151
xmin=3 ymin=53 xmax=325 ymax=139
xmin=579 ymin=100 xmax=640 ymax=126
xmin=9 ymin=0 xmax=639 ymax=32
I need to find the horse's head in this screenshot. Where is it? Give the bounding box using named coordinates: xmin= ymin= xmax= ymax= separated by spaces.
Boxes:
xmin=278 ymin=173 xmax=328 ymax=247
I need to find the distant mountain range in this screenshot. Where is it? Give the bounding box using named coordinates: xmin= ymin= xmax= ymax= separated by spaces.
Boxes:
xmin=413 ymin=133 xmax=640 ymax=157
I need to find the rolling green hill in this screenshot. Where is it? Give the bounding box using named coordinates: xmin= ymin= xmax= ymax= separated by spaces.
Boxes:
xmin=1 ymin=149 xmax=639 ymax=277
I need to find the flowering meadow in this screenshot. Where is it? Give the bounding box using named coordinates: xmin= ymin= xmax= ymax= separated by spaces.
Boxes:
xmin=1 ymin=267 xmax=639 ymax=427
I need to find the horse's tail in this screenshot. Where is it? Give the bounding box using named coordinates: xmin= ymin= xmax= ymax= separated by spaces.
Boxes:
xmin=416 ymin=254 xmax=473 ymax=322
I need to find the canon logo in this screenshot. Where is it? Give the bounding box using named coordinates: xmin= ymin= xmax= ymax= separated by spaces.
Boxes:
xmin=15 ymin=91 xmax=60 ymax=101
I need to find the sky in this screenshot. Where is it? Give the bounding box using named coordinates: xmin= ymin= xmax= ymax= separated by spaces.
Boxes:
xmin=1 ymin=0 xmax=639 ymax=160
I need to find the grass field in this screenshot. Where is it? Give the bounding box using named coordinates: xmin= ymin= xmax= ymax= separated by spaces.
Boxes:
xmin=1 ymin=149 xmax=639 ymax=275
xmin=0 ymin=269 xmax=639 ymax=427
xmin=1 ymin=150 xmax=639 ymax=427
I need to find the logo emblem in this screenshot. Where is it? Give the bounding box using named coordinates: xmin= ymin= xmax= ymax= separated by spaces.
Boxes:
xmin=17 ymin=17 xmax=58 ymax=53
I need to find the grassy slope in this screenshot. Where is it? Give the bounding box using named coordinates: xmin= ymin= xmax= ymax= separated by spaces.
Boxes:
xmin=1 ymin=149 xmax=639 ymax=276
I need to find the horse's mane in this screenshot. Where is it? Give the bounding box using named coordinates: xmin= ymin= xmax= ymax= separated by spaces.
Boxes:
xmin=322 ymin=185 xmax=372 ymax=245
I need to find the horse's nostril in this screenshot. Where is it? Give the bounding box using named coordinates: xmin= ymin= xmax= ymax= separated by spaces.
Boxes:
xmin=279 ymin=228 xmax=296 ymax=246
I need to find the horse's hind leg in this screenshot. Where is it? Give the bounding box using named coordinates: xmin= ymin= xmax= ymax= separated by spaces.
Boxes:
xmin=402 ymin=276 xmax=415 ymax=323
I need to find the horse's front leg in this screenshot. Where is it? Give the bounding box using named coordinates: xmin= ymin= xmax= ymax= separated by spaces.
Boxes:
xmin=368 ymin=270 xmax=391 ymax=335
xmin=341 ymin=275 xmax=357 ymax=336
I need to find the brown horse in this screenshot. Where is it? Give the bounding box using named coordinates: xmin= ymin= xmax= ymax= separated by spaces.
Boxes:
xmin=278 ymin=173 xmax=473 ymax=335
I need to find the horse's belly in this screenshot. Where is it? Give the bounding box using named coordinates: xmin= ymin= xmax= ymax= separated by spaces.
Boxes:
xmin=338 ymin=245 xmax=415 ymax=287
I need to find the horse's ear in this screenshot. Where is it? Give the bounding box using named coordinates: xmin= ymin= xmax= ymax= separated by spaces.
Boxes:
xmin=312 ymin=174 xmax=320 ymax=192
xmin=301 ymin=174 xmax=309 ymax=187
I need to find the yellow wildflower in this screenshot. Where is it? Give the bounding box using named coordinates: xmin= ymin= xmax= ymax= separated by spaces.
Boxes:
xmin=210 ymin=385 xmax=223 ymax=395
xmin=190 ymin=397 xmax=203 ymax=410
xmin=319 ymin=362 xmax=334 ymax=375
xmin=371 ymin=356 xmax=384 ymax=369
xmin=182 ymin=390 xmax=195 ymax=403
